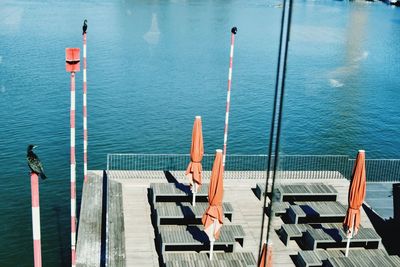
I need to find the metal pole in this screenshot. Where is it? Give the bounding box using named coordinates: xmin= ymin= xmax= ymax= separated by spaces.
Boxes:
xmin=70 ymin=71 xmax=77 ymax=267
xmin=222 ymin=27 xmax=237 ymax=168
xmin=192 ymin=183 xmax=197 ymax=207
xmin=83 ymin=32 xmax=88 ymax=183
xmin=345 ymin=216 xmax=356 ymax=257
xmin=31 ymin=173 xmax=42 ymax=267
xmin=209 ymin=218 xmax=217 ymax=260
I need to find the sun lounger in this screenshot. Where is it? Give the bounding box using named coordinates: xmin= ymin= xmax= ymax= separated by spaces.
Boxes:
xmin=165 ymin=259 xmax=245 ymax=267
xmin=287 ymin=201 xmax=347 ymax=224
xmin=150 ymin=183 xmax=209 ymax=204
xmin=163 ymin=252 xmax=256 ymax=267
xmin=158 ymin=225 xmax=245 ymax=254
xmin=255 ymin=183 xmax=338 ymax=202
xmin=266 ymin=200 xmax=290 ymax=216
xmin=324 ymin=254 xmax=400 ymax=267
xmin=297 ymin=249 xmax=343 ymax=267
xmin=279 ymin=224 xmax=314 ymax=245
xmin=279 ymin=223 xmax=353 ymax=246
xmin=213 ymin=252 xmax=257 ymax=267
xmin=303 ymin=226 xmax=381 ymax=250
xmin=154 ymin=202 xmax=234 ymax=227
xmin=297 ymin=249 xmax=387 ymax=267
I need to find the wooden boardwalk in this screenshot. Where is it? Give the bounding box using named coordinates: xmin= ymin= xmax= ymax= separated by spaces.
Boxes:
xmin=76 ymin=171 xmax=103 ymax=267
xmin=76 ymin=170 xmax=386 ymax=267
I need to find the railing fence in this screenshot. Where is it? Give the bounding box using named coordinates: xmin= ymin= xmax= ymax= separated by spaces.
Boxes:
xmin=106 ymin=153 xmax=400 ymax=182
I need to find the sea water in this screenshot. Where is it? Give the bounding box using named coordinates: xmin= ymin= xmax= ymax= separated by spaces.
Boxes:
xmin=0 ymin=0 xmax=399 ymax=265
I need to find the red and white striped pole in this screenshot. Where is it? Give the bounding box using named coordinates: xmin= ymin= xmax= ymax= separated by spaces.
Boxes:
xmin=70 ymin=71 xmax=77 ymax=267
xmin=83 ymin=31 xmax=88 ymax=183
xmin=66 ymin=48 xmax=80 ymax=267
xmin=222 ymin=27 xmax=237 ymax=167
xmin=30 ymin=173 xmax=42 ymax=267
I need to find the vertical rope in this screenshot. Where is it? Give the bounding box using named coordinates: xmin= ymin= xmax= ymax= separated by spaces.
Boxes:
xmin=70 ymin=71 xmax=77 ymax=267
xmin=257 ymin=0 xmax=288 ymax=262
xmin=263 ymin=1 xmax=294 ymax=266
xmin=258 ymin=0 xmax=293 ymax=266
xmin=223 ymin=27 xmax=237 ymax=167
xmin=83 ymin=32 xmax=88 ymax=183
xmin=31 ymin=173 xmax=42 ymax=267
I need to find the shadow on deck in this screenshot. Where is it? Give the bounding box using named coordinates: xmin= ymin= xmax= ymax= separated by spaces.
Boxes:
xmin=363 ymin=203 xmax=400 ymax=256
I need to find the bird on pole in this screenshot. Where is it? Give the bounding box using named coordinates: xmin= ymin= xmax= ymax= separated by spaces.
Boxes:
xmin=82 ymin=19 xmax=87 ymax=35
xmin=27 ymin=145 xmax=47 ymax=180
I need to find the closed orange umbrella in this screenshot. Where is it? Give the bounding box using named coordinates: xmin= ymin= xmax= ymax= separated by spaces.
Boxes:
xmin=185 ymin=116 xmax=204 ymax=206
xmin=202 ymin=149 xmax=224 ymax=260
xmin=344 ymin=150 xmax=366 ymax=256
xmin=259 ymin=242 xmax=273 ymax=267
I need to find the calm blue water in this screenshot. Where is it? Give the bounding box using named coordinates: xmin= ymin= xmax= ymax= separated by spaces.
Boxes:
xmin=0 ymin=0 xmax=399 ymax=265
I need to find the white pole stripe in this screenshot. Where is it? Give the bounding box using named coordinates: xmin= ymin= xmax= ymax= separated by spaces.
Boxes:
xmin=225 ymin=112 xmax=229 ymax=124
xmin=32 ymin=207 xmax=41 ymax=240
xmin=229 ymin=68 xmax=232 ymax=80
xmin=71 ymin=199 xmax=76 ymax=216
xmin=71 ymin=91 xmax=76 ymax=110
xmin=84 ymin=167 xmax=87 ymax=176
xmin=230 ymin=45 xmax=234 ymax=57
xmin=71 ymin=165 xmax=76 ymax=182
xmin=84 ymin=140 xmax=88 ymax=150
xmin=71 ymin=233 xmax=76 ymax=245
xmin=83 ymin=69 xmax=87 ymax=82
xmin=83 ymin=46 xmax=86 ymax=58
xmin=71 ymin=128 xmax=75 ymax=147
xmin=83 ymin=117 xmax=87 ymax=128
xmin=227 ymin=90 xmax=231 ymax=101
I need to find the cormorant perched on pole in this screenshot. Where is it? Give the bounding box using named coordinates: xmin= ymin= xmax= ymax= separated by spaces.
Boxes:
xmin=82 ymin=19 xmax=87 ymax=35
xmin=27 ymin=145 xmax=47 ymax=180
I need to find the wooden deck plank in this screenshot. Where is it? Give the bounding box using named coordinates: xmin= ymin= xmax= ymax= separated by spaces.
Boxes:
xmin=76 ymin=171 xmax=103 ymax=267
xmin=154 ymin=202 xmax=233 ymax=227
xmin=256 ymin=183 xmax=338 ymax=202
xmin=77 ymin=171 xmax=387 ymax=267
xmin=107 ymin=180 xmax=126 ymax=266
xmin=287 ymin=201 xmax=347 ymax=224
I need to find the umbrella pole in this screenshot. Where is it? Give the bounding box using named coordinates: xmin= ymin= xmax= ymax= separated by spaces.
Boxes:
xmin=345 ymin=231 xmax=352 ymax=257
xmin=209 ymin=240 xmax=214 ymax=261
xmin=345 ymin=216 xmax=356 ymax=257
xmin=192 ymin=183 xmax=196 ymax=207
xmin=209 ymin=219 xmax=216 ymax=260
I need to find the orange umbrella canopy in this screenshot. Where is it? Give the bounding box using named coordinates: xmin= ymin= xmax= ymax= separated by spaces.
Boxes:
xmin=186 ymin=116 xmax=204 ymax=187
xmin=343 ymin=150 xmax=367 ymax=236
xmin=258 ymin=243 xmax=273 ymax=267
xmin=202 ymin=149 xmax=224 ymax=240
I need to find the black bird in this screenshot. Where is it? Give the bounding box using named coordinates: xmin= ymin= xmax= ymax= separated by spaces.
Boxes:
xmin=27 ymin=145 xmax=47 ymax=180
xmin=82 ymin=19 xmax=88 ymax=35
xmin=231 ymin=27 xmax=237 ymax=35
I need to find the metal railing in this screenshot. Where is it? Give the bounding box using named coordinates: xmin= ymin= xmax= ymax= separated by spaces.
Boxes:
xmin=106 ymin=154 xmax=270 ymax=171
xmin=350 ymin=159 xmax=400 ymax=182
xmin=106 ymin=153 xmax=400 ymax=182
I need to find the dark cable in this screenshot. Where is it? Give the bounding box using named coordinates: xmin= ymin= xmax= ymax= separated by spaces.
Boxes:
xmin=257 ymin=0 xmax=288 ymax=263
xmin=262 ymin=0 xmax=294 ymax=266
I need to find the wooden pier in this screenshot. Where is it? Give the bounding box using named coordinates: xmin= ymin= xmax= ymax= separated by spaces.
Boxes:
xmin=76 ymin=170 xmax=386 ymax=267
